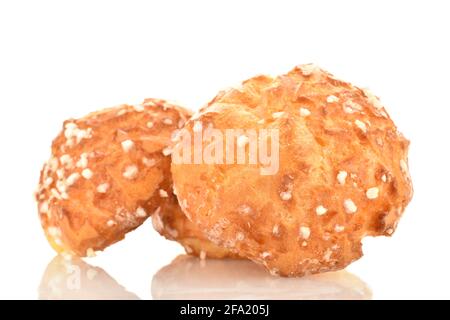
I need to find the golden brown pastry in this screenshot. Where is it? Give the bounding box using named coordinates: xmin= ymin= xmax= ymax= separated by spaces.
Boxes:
xmin=152 ymin=191 xmax=241 ymax=259
xmin=35 ymin=99 xmax=192 ymax=256
xmin=171 ymin=64 xmax=413 ymax=276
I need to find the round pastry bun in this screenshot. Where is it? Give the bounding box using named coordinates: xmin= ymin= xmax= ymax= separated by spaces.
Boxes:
xmin=35 ymin=99 xmax=194 ymax=256
xmin=171 ymin=64 xmax=413 ymax=276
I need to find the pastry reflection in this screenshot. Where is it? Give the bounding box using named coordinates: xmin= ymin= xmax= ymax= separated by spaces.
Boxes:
xmin=152 ymin=255 xmax=371 ymax=300
xmin=39 ymin=255 xmax=139 ymax=300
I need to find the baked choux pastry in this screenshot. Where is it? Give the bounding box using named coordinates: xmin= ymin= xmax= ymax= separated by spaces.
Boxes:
xmin=171 ymin=64 xmax=413 ymax=276
xmin=152 ymin=190 xmax=240 ymax=259
xmin=35 ymin=99 xmax=192 ymax=256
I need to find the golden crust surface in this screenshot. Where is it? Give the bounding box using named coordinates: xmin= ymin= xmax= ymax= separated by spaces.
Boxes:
xmin=171 ymin=65 xmax=414 ymax=276
xmin=152 ymin=190 xmax=241 ymax=259
xmin=36 ymin=99 xmax=192 ymax=256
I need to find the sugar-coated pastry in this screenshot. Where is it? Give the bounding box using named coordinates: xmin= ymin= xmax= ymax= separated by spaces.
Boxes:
xmin=171 ymin=64 xmax=413 ymax=276
xmin=152 ymin=190 xmax=240 ymax=259
xmin=35 ymin=99 xmax=191 ymax=256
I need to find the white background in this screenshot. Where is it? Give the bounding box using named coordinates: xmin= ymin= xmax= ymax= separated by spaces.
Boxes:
xmin=0 ymin=0 xmax=449 ymax=299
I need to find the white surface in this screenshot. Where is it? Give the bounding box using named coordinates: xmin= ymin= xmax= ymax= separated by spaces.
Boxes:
xmin=0 ymin=0 xmax=449 ymax=299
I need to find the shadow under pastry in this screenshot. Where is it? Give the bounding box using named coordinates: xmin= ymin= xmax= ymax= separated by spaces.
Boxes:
xmin=152 ymin=255 xmax=372 ymax=300
xmin=39 ymin=255 xmax=139 ymax=300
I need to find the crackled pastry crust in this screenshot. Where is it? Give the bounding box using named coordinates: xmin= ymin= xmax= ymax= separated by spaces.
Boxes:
xmin=152 ymin=190 xmax=241 ymax=259
xmin=171 ymin=64 xmax=413 ymax=276
xmin=35 ymin=99 xmax=191 ymax=256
